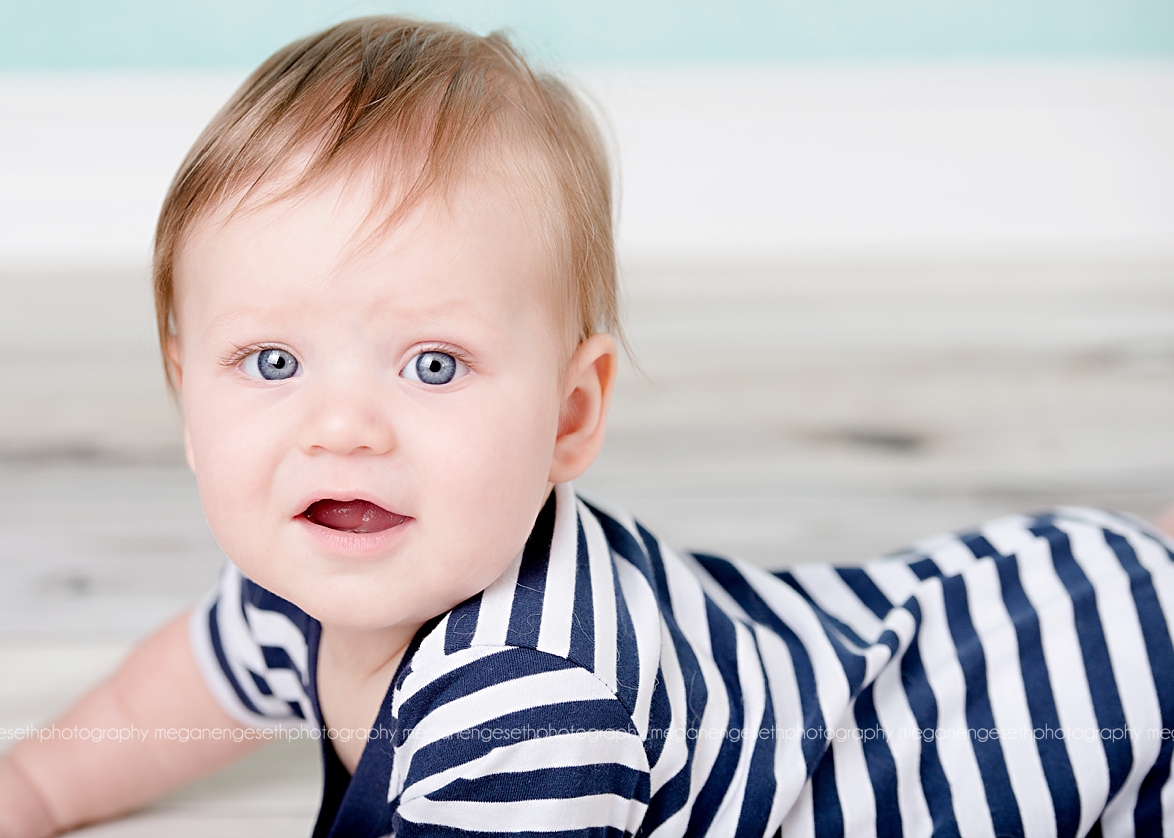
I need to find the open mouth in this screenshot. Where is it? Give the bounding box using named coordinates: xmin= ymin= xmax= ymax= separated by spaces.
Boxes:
xmin=302 ymin=499 xmax=408 ymax=534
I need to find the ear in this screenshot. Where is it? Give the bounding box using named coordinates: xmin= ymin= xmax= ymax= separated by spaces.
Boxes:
xmin=549 ymin=333 xmax=619 ymax=484
xmin=165 ymin=336 xmax=197 ymax=473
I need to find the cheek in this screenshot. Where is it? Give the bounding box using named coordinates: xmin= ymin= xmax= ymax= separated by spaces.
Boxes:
xmin=404 ymin=379 xmax=561 ymax=567
xmin=183 ymin=379 xmax=288 ymax=545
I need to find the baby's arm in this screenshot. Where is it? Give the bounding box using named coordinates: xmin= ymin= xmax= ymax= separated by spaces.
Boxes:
xmin=0 ymin=611 xmax=262 ymax=838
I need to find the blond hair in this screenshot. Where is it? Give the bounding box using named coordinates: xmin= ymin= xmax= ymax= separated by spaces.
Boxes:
xmin=153 ymin=16 xmax=617 ymax=385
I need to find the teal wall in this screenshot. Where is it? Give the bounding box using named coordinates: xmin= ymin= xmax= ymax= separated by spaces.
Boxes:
xmin=2 ymin=0 xmax=1172 ymax=70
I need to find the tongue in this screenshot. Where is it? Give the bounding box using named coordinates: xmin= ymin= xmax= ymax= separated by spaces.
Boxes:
xmin=303 ymin=499 xmax=405 ymax=533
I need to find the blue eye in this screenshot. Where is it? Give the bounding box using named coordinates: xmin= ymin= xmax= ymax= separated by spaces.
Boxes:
xmin=402 ymin=351 xmax=466 ymax=386
xmin=242 ymin=348 xmax=300 ymax=381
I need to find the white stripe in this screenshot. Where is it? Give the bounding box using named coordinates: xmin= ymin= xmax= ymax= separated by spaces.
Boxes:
xmin=188 ymin=582 xmax=264 ymax=729
xmin=536 ymin=483 xmax=579 ymax=659
xmin=705 ymin=622 xmax=769 ymax=833
xmin=615 ymin=553 xmax=661 ymax=738
xmin=242 ymin=601 xmax=309 ymax=677
xmin=914 ymin=576 xmax=996 ymax=838
xmin=964 ymin=557 xmax=1056 ymax=838
xmin=831 ymin=703 xmax=879 ymax=838
xmin=471 ymin=549 xmax=522 ymax=647
xmin=581 ymin=500 xmax=619 ymax=692
xmin=1100 ymin=786 xmax=1138 ymax=838
xmin=661 ymin=549 xmax=734 ymax=821
xmin=780 ymin=780 xmax=815 ymax=838
xmin=577 ymin=490 xmax=646 ymax=546
xmin=864 ymin=560 xmax=924 ymax=610
xmin=1162 ymin=769 xmax=1174 ymax=838
xmin=741 ymin=563 xmax=853 ymax=747
xmin=399 ymin=665 xmax=617 ymax=754
xmin=790 ymin=563 xmax=885 ymax=643
xmin=663 ymin=542 xmax=713 ymax=662
xmin=643 ymin=624 xmax=693 ymax=838
xmin=984 ymin=516 xmax=1112 ymax=830
xmin=755 ymin=627 xmax=810 ymax=833
xmin=1062 ymin=520 xmax=1162 ymax=833
xmin=686 ymin=552 xmax=753 ymax=625
xmin=870 ymin=651 xmax=934 ymax=838
xmin=399 ymin=794 xmax=642 ymax=831
xmin=213 ymin=565 xmax=300 ymax=722
xmin=924 ymin=537 xmax=978 ymax=577
xmin=394 ymin=643 xmax=499 ymax=711
xmin=400 ymin=728 xmax=648 ymax=802
xmin=648 ymin=618 xmax=690 ymax=790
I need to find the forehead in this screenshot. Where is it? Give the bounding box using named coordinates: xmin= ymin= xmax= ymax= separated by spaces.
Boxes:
xmin=173 ymin=166 xmax=566 ymax=338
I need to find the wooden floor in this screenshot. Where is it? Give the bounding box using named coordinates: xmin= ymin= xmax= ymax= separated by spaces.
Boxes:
xmin=1 ymin=259 xmax=1172 ymax=833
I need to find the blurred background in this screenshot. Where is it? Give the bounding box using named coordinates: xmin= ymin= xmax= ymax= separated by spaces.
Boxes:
xmin=1 ymin=1 xmax=1172 ymax=833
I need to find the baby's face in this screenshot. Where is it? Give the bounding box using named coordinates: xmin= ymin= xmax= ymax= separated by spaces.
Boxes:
xmin=172 ymin=172 xmax=575 ymax=633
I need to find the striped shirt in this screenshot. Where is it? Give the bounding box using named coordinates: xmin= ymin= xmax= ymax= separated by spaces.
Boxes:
xmin=191 ymin=483 xmax=1174 ymax=837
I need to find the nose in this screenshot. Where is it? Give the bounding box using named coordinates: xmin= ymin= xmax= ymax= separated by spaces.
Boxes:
xmin=297 ymin=375 xmax=396 ymax=457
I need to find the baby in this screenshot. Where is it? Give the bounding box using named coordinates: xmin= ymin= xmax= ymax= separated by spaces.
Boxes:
xmin=3 ymin=16 xmax=1174 ymax=838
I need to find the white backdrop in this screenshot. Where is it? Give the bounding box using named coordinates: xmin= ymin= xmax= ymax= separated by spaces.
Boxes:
xmin=1 ymin=61 xmax=1173 ymax=271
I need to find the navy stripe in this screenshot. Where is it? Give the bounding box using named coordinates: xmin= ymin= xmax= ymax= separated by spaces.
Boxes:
xmin=249 ymin=668 xmax=273 ymax=696
xmin=396 ymin=648 xmax=580 ymax=733
xmin=404 ymin=699 xmax=640 ymax=789
xmin=811 ymin=743 xmax=844 ymax=838
xmin=775 ymin=570 xmax=871 ymax=651
xmin=637 ymin=520 xmax=675 ymax=617
xmin=395 ymin=825 xmax=629 ymax=838
xmin=853 ymin=684 xmax=902 ymax=838
xmin=734 ymin=637 xmax=778 ymax=838
xmin=642 ymin=763 xmax=692 ymax=832
xmin=1031 ymin=521 xmax=1132 ymax=797
xmin=963 ymin=533 xmax=1082 ymax=838
xmin=506 ymin=496 xmax=556 ymax=647
xmin=908 ymin=556 xmax=942 ymax=581
xmin=568 ymin=518 xmax=595 ymax=668
xmin=645 ymin=665 xmax=671 ymax=769
xmin=698 ymin=557 xmax=829 ymax=772
xmin=836 ymin=567 xmax=894 ymax=621
xmin=612 ymin=559 xmax=642 ymax=714
xmin=241 ymin=576 xmax=313 ymax=633
xmin=940 ymin=574 xmax=1023 ymax=837
xmin=426 ymin=764 xmax=650 ymax=803
xmin=685 ymin=598 xmax=746 ymax=835
xmin=985 ymin=537 xmax=1081 ymax=834
xmin=900 ymin=598 xmax=961 ymax=838
xmin=641 ymin=618 xmax=710 ymax=830
xmin=444 ymin=591 xmax=482 ymax=654
xmin=207 ymin=601 xmax=264 ymax=716
xmin=1100 ymin=529 xmax=1174 ymax=833
xmin=770 ymin=566 xmax=868 ymax=698
xmin=587 ymin=503 xmax=657 ymax=592
xmin=260 ymin=644 xmax=301 ymax=674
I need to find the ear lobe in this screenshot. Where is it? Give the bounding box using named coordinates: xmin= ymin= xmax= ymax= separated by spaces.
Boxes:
xmin=183 ymin=425 xmax=196 ymax=473
xmin=549 ymin=333 xmax=618 ymax=485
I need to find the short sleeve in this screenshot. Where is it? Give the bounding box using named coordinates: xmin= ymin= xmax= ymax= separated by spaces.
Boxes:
xmin=189 ymin=562 xmax=319 ymax=729
xmin=389 ymin=645 xmax=651 ymax=836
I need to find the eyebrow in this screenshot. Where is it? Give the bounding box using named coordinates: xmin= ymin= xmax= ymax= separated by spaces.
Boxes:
xmin=200 ymin=294 xmax=493 ymax=344
xmin=202 ymin=307 xmax=292 ymax=342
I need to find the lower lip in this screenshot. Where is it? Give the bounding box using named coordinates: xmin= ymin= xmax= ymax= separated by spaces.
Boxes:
xmin=293 ymin=514 xmax=413 ymax=557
